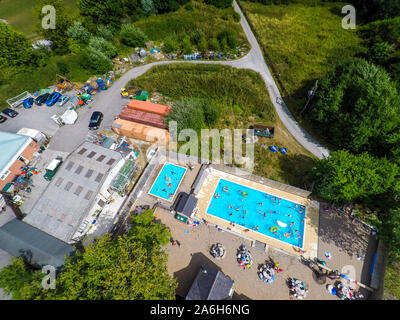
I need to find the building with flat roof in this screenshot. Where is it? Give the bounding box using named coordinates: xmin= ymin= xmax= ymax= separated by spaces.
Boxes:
xmin=24 ymin=142 xmax=131 ymax=244
xmin=0 ymin=131 xmax=40 ymax=191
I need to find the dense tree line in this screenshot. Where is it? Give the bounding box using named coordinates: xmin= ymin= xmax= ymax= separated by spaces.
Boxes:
xmin=0 ymin=210 xmax=177 ymax=300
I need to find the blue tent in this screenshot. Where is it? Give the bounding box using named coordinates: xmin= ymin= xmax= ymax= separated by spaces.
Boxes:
xmin=269 ymin=145 xmax=278 ymax=153
xmin=280 ymin=147 xmax=288 ymax=154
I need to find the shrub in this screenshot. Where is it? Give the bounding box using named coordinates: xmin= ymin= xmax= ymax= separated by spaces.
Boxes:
xmin=204 ymin=0 xmax=232 ymax=9
xmin=163 ymin=35 xmax=180 ymax=53
xmin=164 ymin=97 xmax=206 ymax=132
xmin=217 ymin=29 xmax=237 ymax=49
xmin=208 ymin=38 xmax=220 ymax=52
xmin=89 ymin=36 xmax=118 ymax=58
xmin=232 ymin=11 xmax=240 ymax=22
xmin=190 ymin=29 xmax=205 ymax=45
xmin=67 ymin=21 xmax=91 ymax=44
xmin=97 ymin=24 xmax=113 ymax=41
xmin=181 ymin=36 xmax=192 ymax=54
xmin=197 ymin=36 xmax=208 ymax=52
xmin=142 ymin=0 xmax=157 ymax=15
xmin=120 ymin=24 xmax=147 ymax=47
xmin=80 ymin=46 xmax=113 ymax=74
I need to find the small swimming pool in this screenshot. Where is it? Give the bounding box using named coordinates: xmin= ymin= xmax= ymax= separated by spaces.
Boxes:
xmin=149 ymin=162 xmax=187 ymax=201
xmin=207 ymin=179 xmax=306 ymax=248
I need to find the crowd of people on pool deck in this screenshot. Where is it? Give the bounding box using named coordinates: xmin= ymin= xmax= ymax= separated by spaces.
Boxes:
xmin=211 ymin=186 xmax=306 ymax=242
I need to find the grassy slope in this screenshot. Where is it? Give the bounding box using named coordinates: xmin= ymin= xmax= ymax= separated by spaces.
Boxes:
xmin=128 ymin=64 xmax=315 ymax=187
xmin=135 ymin=1 xmax=249 ymax=48
xmin=0 ymin=0 xmax=77 ymax=39
xmin=384 ymin=262 xmax=400 ymax=300
xmin=239 ymin=0 xmax=364 ymax=144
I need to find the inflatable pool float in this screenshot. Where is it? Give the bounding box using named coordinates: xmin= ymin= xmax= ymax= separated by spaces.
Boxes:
xmin=270 ymin=226 xmax=279 ymax=233
xmin=277 ymin=220 xmax=287 ymax=228
xmin=242 ymin=191 xmax=248 ymax=197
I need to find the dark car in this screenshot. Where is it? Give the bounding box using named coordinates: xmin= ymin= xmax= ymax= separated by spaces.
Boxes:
xmin=2 ymin=108 xmax=18 ymax=118
xmin=35 ymin=93 xmax=51 ymax=106
xmin=88 ymin=111 xmax=103 ymax=130
xmin=22 ymin=97 xmax=34 ymax=109
xmin=45 ymin=92 xmax=62 ymax=107
xmin=0 ymin=115 xmax=6 ymax=123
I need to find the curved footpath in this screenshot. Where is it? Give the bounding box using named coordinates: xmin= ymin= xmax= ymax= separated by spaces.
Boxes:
xmin=50 ymin=0 xmax=329 ymax=159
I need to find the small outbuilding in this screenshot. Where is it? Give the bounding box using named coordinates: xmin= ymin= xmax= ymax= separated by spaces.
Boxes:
xmin=186 ymin=264 xmax=235 ymax=300
xmin=173 ymin=192 xmax=198 ymax=223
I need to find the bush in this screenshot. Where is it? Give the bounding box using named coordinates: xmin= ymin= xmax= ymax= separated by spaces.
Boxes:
xmin=80 ymin=46 xmax=113 ymax=74
xmin=164 ymin=97 xmax=206 ymax=132
xmin=197 ymin=36 xmax=208 ymax=52
xmin=120 ymin=24 xmax=147 ymax=47
xmin=163 ymin=35 xmax=180 ymax=53
xmin=89 ymin=37 xmax=118 ymax=58
xmin=97 ymin=25 xmax=113 ymax=41
xmin=204 ymin=0 xmax=232 ymax=9
xmin=217 ymin=29 xmax=237 ymax=49
xmin=203 ymin=101 xmax=219 ymax=126
xmin=190 ymin=29 xmax=205 ymax=45
xmin=232 ymin=11 xmax=240 ymax=22
xmin=181 ymin=36 xmax=192 ymax=54
xmin=142 ymin=0 xmax=157 ymax=15
xmin=67 ymin=21 xmax=91 ymax=44
xmin=208 ymin=38 xmax=220 ymax=52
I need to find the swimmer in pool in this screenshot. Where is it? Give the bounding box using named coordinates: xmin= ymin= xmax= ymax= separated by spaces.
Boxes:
xmin=244 ymin=210 xmax=248 ymax=214
xmin=290 ymin=222 xmax=295 ymax=227
xmin=229 ymin=213 xmax=233 ymax=216
xmin=255 ymin=226 xmax=259 ymax=231
xmin=286 ymin=214 xmax=293 ymax=217
xmin=228 ymin=205 xmax=233 ymax=208
xmin=258 ymin=202 xmax=263 ymax=205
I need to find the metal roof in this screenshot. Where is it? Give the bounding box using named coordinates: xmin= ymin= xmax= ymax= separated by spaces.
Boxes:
xmin=0 ymin=131 xmax=31 ymax=177
xmin=186 ymin=265 xmax=234 ymax=300
xmin=24 ymin=141 xmax=123 ymax=243
xmin=0 ymin=219 xmax=74 ymax=269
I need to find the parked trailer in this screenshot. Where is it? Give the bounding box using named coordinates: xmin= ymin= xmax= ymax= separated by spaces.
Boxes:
xmin=6 ymin=91 xmax=33 ymax=108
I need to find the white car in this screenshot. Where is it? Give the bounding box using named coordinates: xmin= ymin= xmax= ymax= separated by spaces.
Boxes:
xmin=57 ymin=95 xmax=70 ymax=106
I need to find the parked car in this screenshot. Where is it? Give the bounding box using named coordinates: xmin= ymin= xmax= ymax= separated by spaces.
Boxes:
xmin=2 ymin=108 xmax=18 ymax=118
xmin=46 ymin=92 xmax=62 ymax=106
xmin=44 ymin=156 xmax=63 ymax=181
xmin=35 ymin=93 xmax=51 ymax=105
xmin=57 ymin=95 xmax=69 ymax=106
xmin=0 ymin=115 xmax=6 ymax=123
xmin=22 ymin=97 xmax=34 ymax=109
xmin=88 ymin=111 xmax=103 ymax=130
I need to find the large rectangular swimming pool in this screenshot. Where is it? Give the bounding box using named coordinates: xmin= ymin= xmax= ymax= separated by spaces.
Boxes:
xmin=149 ymin=162 xmax=187 ymax=201
xmin=206 ymin=178 xmax=306 ymax=248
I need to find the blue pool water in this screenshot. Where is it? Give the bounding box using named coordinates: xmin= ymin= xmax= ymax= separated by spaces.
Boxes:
xmin=207 ymin=179 xmax=306 ymax=247
xmin=149 ymin=163 xmax=187 ymax=201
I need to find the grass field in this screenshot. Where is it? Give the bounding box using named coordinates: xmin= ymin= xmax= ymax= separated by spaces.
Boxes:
xmin=128 ymin=64 xmax=315 ymax=187
xmin=238 ymin=0 xmax=364 ymax=144
xmin=135 ymin=1 xmax=249 ymax=49
xmin=0 ymin=0 xmax=77 ymax=39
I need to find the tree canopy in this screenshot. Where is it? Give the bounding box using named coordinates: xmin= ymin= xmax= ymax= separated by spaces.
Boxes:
xmin=309 ymin=59 xmax=400 ymax=159
xmin=0 ymin=210 xmax=176 ymax=300
xmin=311 ymin=150 xmax=399 ymax=205
xmin=0 ymin=24 xmax=33 ymax=67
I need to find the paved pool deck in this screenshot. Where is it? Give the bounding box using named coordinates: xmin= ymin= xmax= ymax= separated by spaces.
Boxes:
xmin=195 ymin=167 xmax=319 ymax=259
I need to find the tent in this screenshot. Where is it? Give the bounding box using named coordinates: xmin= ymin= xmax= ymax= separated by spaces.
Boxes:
xmin=61 ymin=109 xmax=78 ymax=125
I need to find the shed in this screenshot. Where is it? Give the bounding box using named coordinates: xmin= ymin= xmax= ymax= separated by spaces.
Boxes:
xmin=186 ymin=265 xmax=234 ymax=300
xmin=173 ymin=192 xmax=198 ymax=223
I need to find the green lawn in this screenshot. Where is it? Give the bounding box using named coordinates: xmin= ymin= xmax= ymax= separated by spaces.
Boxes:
xmin=238 ymin=0 xmax=365 ymax=144
xmin=0 ymin=0 xmax=77 ymax=39
xmin=128 ymin=64 xmax=315 ymax=187
xmin=135 ymin=1 xmax=249 ymax=49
